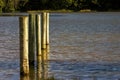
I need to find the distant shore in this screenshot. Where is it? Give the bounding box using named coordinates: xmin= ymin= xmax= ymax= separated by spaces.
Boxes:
xmin=27 ymin=9 xmax=120 ymax=13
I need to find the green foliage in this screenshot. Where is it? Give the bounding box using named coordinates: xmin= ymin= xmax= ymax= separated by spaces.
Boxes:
xmin=18 ymin=0 xmax=29 ymax=11
xmin=4 ymin=0 xmax=15 ymax=12
xmin=0 ymin=0 xmax=5 ymax=12
xmin=61 ymin=0 xmax=73 ymax=8
xmin=1 ymin=0 xmax=120 ymax=12
xmin=0 ymin=0 xmax=5 ymax=7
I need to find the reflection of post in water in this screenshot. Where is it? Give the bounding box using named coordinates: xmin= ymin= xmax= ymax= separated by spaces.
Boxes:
xmin=93 ymin=75 xmax=97 ymax=80
xmin=37 ymin=56 xmax=42 ymax=80
xmin=20 ymin=75 xmax=29 ymax=80
xmin=37 ymin=46 xmax=49 ymax=80
xmin=42 ymin=45 xmax=49 ymax=61
xmin=41 ymin=46 xmax=49 ymax=79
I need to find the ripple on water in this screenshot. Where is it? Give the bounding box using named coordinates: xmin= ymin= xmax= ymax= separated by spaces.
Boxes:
xmin=0 ymin=13 xmax=120 ymax=80
xmin=49 ymin=61 xmax=120 ymax=80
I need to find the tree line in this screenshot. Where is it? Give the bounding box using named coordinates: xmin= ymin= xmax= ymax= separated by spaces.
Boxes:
xmin=0 ymin=0 xmax=120 ymax=12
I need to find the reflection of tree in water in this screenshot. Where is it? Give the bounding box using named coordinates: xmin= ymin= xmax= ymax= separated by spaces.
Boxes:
xmin=20 ymin=46 xmax=55 ymax=80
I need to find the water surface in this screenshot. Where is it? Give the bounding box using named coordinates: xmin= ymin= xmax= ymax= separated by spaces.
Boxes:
xmin=0 ymin=12 xmax=120 ymax=80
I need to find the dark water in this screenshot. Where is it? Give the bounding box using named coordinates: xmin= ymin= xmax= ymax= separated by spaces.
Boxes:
xmin=0 ymin=12 xmax=120 ymax=80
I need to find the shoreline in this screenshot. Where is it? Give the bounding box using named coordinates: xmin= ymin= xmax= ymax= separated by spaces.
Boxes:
xmin=27 ymin=9 xmax=120 ymax=13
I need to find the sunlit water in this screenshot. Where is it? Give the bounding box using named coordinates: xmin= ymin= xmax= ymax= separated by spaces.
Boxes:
xmin=0 ymin=12 xmax=120 ymax=80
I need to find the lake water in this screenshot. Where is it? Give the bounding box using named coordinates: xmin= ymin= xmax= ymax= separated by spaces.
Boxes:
xmin=0 ymin=12 xmax=120 ymax=80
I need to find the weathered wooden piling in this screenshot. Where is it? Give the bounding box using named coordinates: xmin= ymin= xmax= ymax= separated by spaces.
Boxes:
xmin=36 ymin=14 xmax=41 ymax=56
xmin=19 ymin=16 xmax=29 ymax=75
xmin=41 ymin=12 xmax=50 ymax=49
xmin=29 ymin=14 xmax=36 ymax=65
xmin=19 ymin=12 xmax=50 ymax=76
xmin=36 ymin=14 xmax=42 ymax=80
xmin=41 ymin=12 xmax=47 ymax=49
xmin=46 ymin=13 xmax=49 ymax=45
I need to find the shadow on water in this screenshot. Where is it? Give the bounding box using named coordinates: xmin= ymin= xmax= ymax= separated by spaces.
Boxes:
xmin=20 ymin=46 xmax=55 ymax=80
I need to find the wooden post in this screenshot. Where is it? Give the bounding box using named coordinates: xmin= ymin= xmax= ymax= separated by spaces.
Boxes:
xmin=29 ymin=14 xmax=36 ymax=65
xmin=36 ymin=14 xmax=41 ymax=56
xmin=46 ymin=13 xmax=49 ymax=45
xmin=41 ymin=12 xmax=47 ymax=49
xmin=19 ymin=16 xmax=29 ymax=75
xmin=36 ymin=14 xmax=42 ymax=80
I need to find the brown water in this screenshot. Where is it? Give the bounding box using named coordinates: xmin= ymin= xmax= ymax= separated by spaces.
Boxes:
xmin=0 ymin=12 xmax=120 ymax=80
